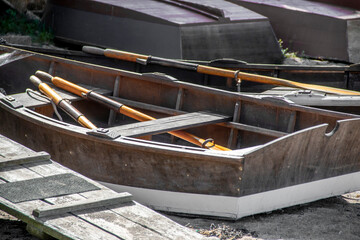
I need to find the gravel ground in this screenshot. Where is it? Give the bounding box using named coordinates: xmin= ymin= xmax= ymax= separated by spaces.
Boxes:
xmin=166 ymin=191 xmax=360 ymax=240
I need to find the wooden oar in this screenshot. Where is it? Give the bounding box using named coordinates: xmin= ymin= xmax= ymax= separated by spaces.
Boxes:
xmin=29 ymin=75 xmax=97 ymax=129
xmin=82 ymin=46 xmax=360 ymax=96
xmin=35 ymin=71 xmax=230 ymax=151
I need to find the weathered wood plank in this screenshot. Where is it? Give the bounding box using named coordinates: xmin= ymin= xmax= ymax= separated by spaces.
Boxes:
xmin=0 ymin=133 xmax=205 ymax=239
xmin=0 ymin=133 xmax=51 ymax=168
xmin=0 ymin=165 xmax=42 ymax=182
xmin=45 ymin=193 xmax=169 ymax=240
xmin=27 ymin=158 xmax=198 ymax=239
xmin=1 ymin=197 xmax=119 ymax=240
xmin=0 ymin=134 xmax=35 ymax=158
xmin=0 ymin=151 xmax=50 ymax=168
xmin=79 ymin=189 xmax=204 ymax=239
xmin=90 ymin=111 xmax=231 ymax=139
xmin=33 ymin=192 xmax=133 ymax=217
xmin=24 ymin=160 xmax=69 ymax=177
xmin=0 ymin=168 xmax=122 ymax=240
xmin=111 ymin=201 xmax=204 ymax=239
xmin=0 ymin=143 xmax=159 ymax=239
xmin=1 ymin=164 xmax=162 ymax=239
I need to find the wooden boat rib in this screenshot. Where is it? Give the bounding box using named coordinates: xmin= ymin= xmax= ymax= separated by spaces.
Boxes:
xmin=1 ymin=45 xmax=360 ymax=219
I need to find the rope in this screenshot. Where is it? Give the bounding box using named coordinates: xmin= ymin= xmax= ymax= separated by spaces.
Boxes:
xmin=26 ymin=88 xmax=63 ymax=121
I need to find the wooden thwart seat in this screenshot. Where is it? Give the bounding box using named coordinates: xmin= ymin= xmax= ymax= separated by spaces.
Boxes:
xmin=89 ymin=111 xmax=231 ymax=139
xmin=110 ymin=97 xmax=288 ymax=138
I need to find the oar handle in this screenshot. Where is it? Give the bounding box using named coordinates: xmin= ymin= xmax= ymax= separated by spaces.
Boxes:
xmin=30 ymin=75 xmax=62 ymax=104
xmin=104 ymin=49 xmax=148 ymax=62
xmin=82 ymin=46 xmax=106 ymax=56
xmin=30 ymin=75 xmax=97 ymax=129
xmin=52 ymin=77 xmax=89 ymax=96
xmin=83 ymin=46 xmax=148 ymax=62
xmin=197 ymin=65 xmax=235 ymax=79
xmin=35 ymin=71 xmax=89 ymax=97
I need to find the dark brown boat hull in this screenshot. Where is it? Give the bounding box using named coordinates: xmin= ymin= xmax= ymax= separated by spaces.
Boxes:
xmin=1 ymin=46 xmax=360 ymax=218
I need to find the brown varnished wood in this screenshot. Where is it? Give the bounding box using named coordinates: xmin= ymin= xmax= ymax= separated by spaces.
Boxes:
xmin=0 ymin=109 xmax=243 ymax=196
xmin=241 ymin=119 xmax=360 ymax=196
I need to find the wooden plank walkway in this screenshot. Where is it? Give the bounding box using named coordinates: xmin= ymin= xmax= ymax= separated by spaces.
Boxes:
xmin=0 ymin=134 xmax=205 ymax=240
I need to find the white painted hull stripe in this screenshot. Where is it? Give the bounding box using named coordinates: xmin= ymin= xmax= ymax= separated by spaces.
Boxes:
xmin=99 ymin=171 xmax=360 ymax=219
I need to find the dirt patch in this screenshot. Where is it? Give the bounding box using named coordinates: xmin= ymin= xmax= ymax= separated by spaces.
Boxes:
xmin=0 ymin=210 xmax=39 ymax=240
xmin=165 ymin=191 xmax=360 ymax=240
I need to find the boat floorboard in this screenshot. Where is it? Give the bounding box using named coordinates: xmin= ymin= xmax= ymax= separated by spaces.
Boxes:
xmin=0 ymin=134 xmax=204 ymax=240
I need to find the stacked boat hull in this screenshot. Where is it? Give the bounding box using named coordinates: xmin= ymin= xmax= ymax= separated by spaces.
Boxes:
xmin=42 ymin=0 xmax=283 ymax=63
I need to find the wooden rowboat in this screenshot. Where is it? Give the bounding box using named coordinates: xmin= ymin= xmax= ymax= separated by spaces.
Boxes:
xmin=7 ymin=43 xmax=360 ymax=112
xmin=1 ymin=45 xmax=360 ymax=219
xmin=8 ymin=43 xmax=360 ymax=93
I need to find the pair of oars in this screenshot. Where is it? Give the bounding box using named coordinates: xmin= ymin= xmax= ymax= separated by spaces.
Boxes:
xmin=82 ymin=46 xmax=360 ymax=96
xmin=30 ymin=75 xmax=97 ymax=129
xmin=31 ymin=71 xmax=230 ymax=151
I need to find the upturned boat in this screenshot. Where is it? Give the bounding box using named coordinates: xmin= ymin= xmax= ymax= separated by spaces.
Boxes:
xmin=229 ymin=0 xmax=360 ymax=63
xmin=41 ymin=0 xmax=283 ymax=63
xmin=1 ymin=45 xmax=360 ymax=219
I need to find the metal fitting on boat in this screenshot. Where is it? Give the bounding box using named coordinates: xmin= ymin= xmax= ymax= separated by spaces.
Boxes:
xmin=96 ymin=128 xmax=109 ymax=133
